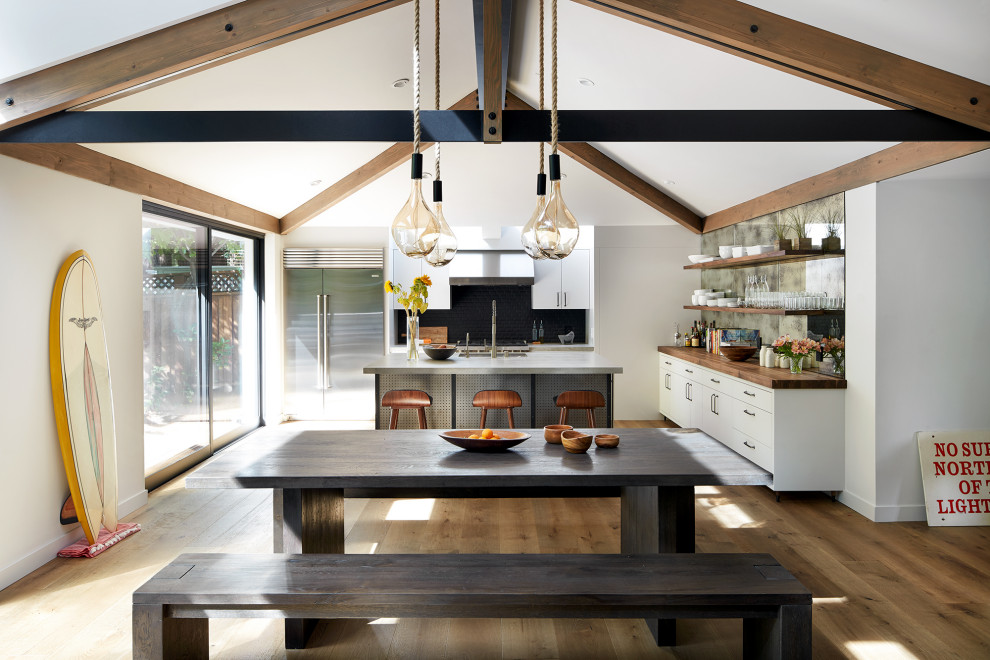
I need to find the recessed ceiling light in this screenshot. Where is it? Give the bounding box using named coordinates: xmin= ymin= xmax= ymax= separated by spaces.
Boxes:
xmin=662 ymin=179 xmax=676 ymax=186
xmin=392 ymin=78 xmax=410 ymax=88
xmin=310 ymin=179 xmax=323 ymax=186
xmin=577 ymin=78 xmax=595 ymax=87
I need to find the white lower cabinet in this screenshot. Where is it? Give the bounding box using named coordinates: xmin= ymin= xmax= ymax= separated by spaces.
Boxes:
xmin=659 ymin=354 xmax=844 ymax=493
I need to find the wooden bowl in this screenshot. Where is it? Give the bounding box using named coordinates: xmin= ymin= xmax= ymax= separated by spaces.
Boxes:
xmin=594 ymin=434 xmax=620 ymax=448
xmin=719 ymin=345 xmax=758 ymax=362
xmin=560 ymin=430 xmax=593 ymax=454
xmin=439 ymin=429 xmax=530 ymax=452
xmin=544 ymin=424 xmax=572 ymax=444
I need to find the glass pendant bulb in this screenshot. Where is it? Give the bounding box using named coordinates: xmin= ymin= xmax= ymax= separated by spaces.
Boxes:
xmin=534 ymin=154 xmax=579 ymax=259
xmin=425 ymin=180 xmax=457 ymax=267
xmin=521 ymin=173 xmax=549 ymax=260
xmin=392 ymin=153 xmax=440 ymax=258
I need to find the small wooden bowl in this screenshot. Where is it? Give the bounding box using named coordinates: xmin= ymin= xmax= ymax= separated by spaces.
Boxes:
xmin=594 ymin=434 xmax=620 ymax=448
xmin=544 ymin=424 xmax=572 ymax=444
xmin=719 ymin=345 xmax=758 ymax=362
xmin=560 ymin=430 xmax=593 ymax=454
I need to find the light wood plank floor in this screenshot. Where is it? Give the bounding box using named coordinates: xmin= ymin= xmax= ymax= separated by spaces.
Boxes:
xmin=1 ymin=421 xmax=987 ymax=658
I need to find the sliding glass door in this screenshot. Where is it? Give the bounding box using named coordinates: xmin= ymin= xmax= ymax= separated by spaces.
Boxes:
xmin=142 ymin=205 xmax=262 ymax=489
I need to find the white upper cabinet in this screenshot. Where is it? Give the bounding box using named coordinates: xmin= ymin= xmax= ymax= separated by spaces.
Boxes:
xmin=532 ymin=249 xmax=590 ymax=309
xmin=391 ymin=250 xmax=451 ymax=310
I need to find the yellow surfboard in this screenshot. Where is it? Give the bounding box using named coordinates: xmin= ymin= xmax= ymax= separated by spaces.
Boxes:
xmin=50 ymin=251 xmax=119 ymax=545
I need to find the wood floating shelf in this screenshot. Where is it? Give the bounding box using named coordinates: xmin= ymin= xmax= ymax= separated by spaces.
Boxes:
xmin=683 ymin=305 xmax=843 ymax=316
xmin=684 ymin=249 xmax=845 ymax=270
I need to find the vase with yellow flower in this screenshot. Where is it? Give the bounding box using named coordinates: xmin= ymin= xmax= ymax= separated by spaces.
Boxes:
xmin=771 ymin=334 xmax=819 ymax=374
xmin=385 ymin=275 xmax=432 ymax=360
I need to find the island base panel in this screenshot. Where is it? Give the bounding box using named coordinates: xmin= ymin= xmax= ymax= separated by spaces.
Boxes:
xmin=375 ymin=373 xmax=611 ymax=429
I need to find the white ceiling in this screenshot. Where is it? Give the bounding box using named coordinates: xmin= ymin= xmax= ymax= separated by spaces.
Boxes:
xmin=73 ymin=0 xmax=990 ymax=230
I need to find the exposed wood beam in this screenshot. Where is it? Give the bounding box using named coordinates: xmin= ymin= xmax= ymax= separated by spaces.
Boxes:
xmin=575 ymin=0 xmax=990 ymax=131
xmin=0 ymin=144 xmax=278 ymax=233
xmin=279 ymin=90 xmax=479 ymax=234
xmin=703 ymin=142 xmax=990 ymax=233
xmin=474 ymin=0 xmax=512 ymax=143
xmin=506 ymin=92 xmax=700 ymax=234
xmin=0 ymin=0 xmax=409 ymax=129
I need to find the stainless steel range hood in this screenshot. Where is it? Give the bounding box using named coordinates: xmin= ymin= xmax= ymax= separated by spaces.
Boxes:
xmin=448 ymin=251 xmax=535 ymax=286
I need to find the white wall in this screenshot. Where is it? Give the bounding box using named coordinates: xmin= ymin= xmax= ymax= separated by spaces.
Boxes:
xmin=840 ymin=184 xmax=879 ymax=519
xmin=873 ymin=175 xmax=990 ymax=520
xmin=0 ymin=155 xmax=146 ymax=589
xmin=595 ymin=226 xmax=700 ymax=419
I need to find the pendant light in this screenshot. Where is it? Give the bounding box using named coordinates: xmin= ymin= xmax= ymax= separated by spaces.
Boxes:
xmin=424 ymin=0 xmax=457 ymax=267
xmin=532 ymin=0 xmax=579 ymax=260
xmin=521 ymin=0 xmax=548 ymax=260
xmin=391 ymin=0 xmax=440 ymax=259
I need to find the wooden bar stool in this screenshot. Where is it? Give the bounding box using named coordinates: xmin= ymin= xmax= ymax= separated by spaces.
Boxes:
xmin=554 ymin=390 xmax=606 ymax=427
xmin=381 ymin=390 xmax=433 ymax=429
xmin=472 ymin=390 xmax=523 ymax=428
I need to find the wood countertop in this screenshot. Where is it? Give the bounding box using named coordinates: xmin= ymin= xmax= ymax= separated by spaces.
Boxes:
xmin=657 ymin=346 xmax=846 ymax=389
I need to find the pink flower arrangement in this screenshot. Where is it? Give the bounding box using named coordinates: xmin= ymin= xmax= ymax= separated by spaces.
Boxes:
xmin=820 ymin=336 xmax=844 ymax=357
xmin=771 ymin=334 xmax=818 ymax=360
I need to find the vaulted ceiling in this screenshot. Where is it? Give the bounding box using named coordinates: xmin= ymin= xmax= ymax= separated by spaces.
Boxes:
xmin=1 ymin=0 xmax=988 ymax=236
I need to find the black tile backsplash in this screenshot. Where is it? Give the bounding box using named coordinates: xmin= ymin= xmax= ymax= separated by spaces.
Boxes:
xmin=395 ymin=285 xmax=586 ymax=345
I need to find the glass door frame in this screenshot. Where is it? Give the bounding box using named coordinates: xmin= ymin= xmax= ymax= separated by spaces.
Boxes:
xmin=143 ymin=202 xmax=265 ymax=490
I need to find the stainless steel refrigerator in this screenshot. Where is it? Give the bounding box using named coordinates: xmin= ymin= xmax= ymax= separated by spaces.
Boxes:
xmin=283 ymin=261 xmax=384 ymax=421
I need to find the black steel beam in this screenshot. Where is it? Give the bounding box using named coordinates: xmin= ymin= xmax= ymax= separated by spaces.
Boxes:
xmin=2 ymin=109 xmax=988 ymax=143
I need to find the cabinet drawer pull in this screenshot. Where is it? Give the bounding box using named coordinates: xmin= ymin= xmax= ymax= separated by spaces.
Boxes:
xmin=685 ymin=369 xmax=693 ymax=374
xmin=743 ymin=390 xmax=756 ymax=397
xmin=743 ymin=409 xmax=756 ymax=416
xmin=664 ymin=361 xmax=672 ymax=365
xmin=743 ymin=441 xmax=756 ymax=449
xmin=710 ymin=378 xmax=720 ymax=384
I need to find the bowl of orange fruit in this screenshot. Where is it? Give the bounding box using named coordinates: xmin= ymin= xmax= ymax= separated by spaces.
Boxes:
xmin=439 ymin=428 xmax=531 ymax=452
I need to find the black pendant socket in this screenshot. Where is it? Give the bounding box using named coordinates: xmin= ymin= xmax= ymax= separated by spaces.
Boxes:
xmin=536 ymin=173 xmax=547 ymax=196
xmin=411 ymin=152 xmax=423 ymax=179
xmin=433 ymin=179 xmax=443 ymax=203
xmin=548 ymin=154 xmax=561 ymax=181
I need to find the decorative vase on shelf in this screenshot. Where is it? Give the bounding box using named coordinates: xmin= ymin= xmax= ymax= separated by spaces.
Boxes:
xmin=406 ymin=315 xmax=419 ymax=361
xmin=792 ymin=237 xmax=813 ymax=250
xmin=773 ymin=239 xmax=790 ymax=251
xmin=822 ymin=236 xmax=841 ymax=252
xmin=790 ymin=356 xmax=804 ymax=374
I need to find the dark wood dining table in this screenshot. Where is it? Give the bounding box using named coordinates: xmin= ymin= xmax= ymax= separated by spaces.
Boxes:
xmin=186 ymin=426 xmax=772 ymax=648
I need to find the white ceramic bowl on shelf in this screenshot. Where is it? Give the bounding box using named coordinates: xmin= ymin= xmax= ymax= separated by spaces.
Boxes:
xmin=687 ymin=254 xmax=719 ymax=264
xmin=746 ymin=245 xmax=773 ymax=256
xmin=731 ymin=246 xmax=746 ymax=258
xmin=718 ymin=245 xmax=740 ymax=259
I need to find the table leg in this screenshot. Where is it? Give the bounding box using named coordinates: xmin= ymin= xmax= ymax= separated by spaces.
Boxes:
xmin=621 ymin=485 xmax=694 ymax=646
xmin=274 ymin=487 xmax=345 ymax=649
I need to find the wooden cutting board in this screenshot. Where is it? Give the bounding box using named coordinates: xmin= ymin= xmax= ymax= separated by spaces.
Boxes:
xmin=419 ymin=326 xmax=448 ymax=345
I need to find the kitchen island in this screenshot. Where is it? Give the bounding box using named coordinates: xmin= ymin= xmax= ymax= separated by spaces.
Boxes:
xmin=364 ymin=352 xmax=622 ymax=429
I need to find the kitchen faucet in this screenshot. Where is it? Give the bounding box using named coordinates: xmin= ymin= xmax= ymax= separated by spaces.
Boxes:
xmin=491 ymin=300 xmax=497 ymax=358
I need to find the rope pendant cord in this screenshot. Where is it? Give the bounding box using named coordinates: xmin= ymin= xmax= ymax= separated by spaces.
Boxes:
xmin=434 ymin=0 xmax=440 ymax=181
xmin=551 ymin=0 xmax=558 ymax=155
xmin=539 ymin=0 xmax=545 ymax=174
xmin=413 ymin=0 xmax=422 ymax=155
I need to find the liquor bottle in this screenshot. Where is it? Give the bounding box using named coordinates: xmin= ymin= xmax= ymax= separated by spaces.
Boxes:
xmin=673 ymin=322 xmax=680 ymax=347
xmin=532 ymin=321 xmax=538 ymax=342
xmin=538 ymin=321 xmax=544 ymax=341
xmin=691 ymin=323 xmax=700 ymax=347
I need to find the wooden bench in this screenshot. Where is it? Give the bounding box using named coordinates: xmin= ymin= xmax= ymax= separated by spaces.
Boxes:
xmin=133 ymin=553 xmax=811 ymax=659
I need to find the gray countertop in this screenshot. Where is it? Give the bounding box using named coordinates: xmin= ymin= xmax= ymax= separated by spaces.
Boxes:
xmin=364 ymin=351 xmax=623 ymax=375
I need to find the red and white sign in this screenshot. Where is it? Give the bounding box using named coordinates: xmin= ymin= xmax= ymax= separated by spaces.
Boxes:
xmin=918 ymin=430 xmax=990 ymax=526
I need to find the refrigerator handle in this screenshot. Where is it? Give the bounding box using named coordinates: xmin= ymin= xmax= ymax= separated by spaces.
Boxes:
xmin=316 ymin=294 xmax=324 ymax=389
xmin=323 ymin=294 xmax=332 ymax=389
